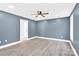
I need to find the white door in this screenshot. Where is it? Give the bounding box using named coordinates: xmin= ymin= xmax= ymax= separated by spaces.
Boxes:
xmin=20 ymin=19 xmax=28 ymax=41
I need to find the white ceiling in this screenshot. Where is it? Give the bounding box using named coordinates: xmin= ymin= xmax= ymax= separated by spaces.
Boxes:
xmin=0 ymin=3 xmax=76 ymax=21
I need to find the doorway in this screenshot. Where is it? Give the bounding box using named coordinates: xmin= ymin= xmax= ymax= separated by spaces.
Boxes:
xmin=20 ymin=19 xmax=28 ymax=41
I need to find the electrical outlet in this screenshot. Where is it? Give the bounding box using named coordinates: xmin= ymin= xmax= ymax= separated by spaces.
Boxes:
xmin=61 ymin=36 xmax=63 ymax=38
xmin=0 ymin=41 xmax=1 ymax=44
xmin=5 ymin=40 xmax=7 ymax=42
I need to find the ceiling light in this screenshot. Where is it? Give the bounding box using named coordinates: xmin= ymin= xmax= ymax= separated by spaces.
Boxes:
xmin=8 ymin=5 xmax=14 ymax=9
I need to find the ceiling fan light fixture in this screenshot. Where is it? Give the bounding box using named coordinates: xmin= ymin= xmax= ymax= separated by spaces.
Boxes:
xmin=32 ymin=10 xmax=49 ymax=17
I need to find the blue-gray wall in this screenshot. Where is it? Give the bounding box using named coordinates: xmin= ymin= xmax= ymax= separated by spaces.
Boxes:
xmin=36 ymin=17 xmax=70 ymax=40
xmin=0 ymin=11 xmax=20 ymax=46
xmin=28 ymin=20 xmax=37 ymax=38
xmin=71 ymin=3 xmax=79 ymax=55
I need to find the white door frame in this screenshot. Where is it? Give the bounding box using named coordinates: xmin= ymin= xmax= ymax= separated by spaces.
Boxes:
xmin=70 ymin=14 xmax=74 ymax=42
xmin=20 ymin=19 xmax=28 ymax=41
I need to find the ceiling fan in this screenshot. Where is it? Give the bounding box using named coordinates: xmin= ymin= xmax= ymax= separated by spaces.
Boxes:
xmin=32 ymin=11 xmax=49 ymax=17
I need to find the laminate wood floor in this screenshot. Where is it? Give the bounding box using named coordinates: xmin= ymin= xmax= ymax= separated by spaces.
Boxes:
xmin=0 ymin=38 xmax=75 ymax=56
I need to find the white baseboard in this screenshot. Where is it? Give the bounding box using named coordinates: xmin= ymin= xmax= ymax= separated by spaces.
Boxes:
xmin=68 ymin=41 xmax=78 ymax=56
xmin=28 ymin=36 xmax=38 ymax=40
xmin=0 ymin=41 xmax=22 ymax=49
xmin=36 ymin=36 xmax=70 ymax=42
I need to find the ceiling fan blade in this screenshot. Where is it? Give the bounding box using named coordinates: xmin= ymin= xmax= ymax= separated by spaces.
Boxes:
xmin=43 ymin=13 xmax=49 ymax=15
xmin=41 ymin=14 xmax=45 ymax=17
